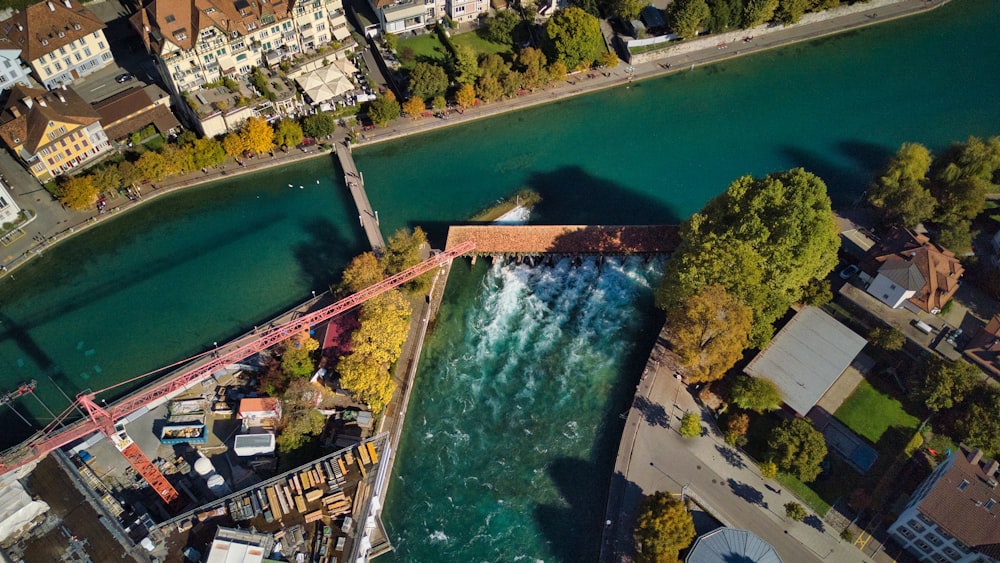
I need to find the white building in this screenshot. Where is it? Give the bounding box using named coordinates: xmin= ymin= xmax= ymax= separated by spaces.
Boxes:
xmin=370 ymin=0 xmax=487 ymax=35
xmin=0 ymin=178 xmax=22 ymax=228
xmin=888 ymin=447 xmax=1000 ymax=562
xmin=0 ymin=50 xmax=32 ymax=94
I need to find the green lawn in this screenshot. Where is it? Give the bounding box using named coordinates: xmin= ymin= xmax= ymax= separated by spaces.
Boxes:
xmin=452 ymin=31 xmax=512 ymax=57
xmin=776 ymin=473 xmax=831 ymax=516
xmin=835 ymin=380 xmax=919 ymax=444
xmin=397 ymin=34 xmax=449 ymax=64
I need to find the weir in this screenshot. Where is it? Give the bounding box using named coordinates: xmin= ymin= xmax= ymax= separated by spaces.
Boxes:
xmin=444 ymin=225 xmax=680 ymax=262
xmin=335 ymin=142 xmax=386 ymax=252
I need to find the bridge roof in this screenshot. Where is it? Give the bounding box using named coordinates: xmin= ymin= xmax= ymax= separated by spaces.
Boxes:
xmin=445 ymin=225 xmax=680 ymax=255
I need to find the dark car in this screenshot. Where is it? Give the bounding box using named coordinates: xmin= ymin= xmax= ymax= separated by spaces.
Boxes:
xmin=115 ymin=73 xmax=134 ymax=83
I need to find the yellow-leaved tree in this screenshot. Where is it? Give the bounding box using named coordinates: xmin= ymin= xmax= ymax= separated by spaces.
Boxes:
xmin=667 ymin=284 xmax=752 ymax=383
xmin=60 ymin=175 xmax=99 ymax=210
xmin=280 ymin=330 xmax=320 ymax=379
xmin=455 ymin=83 xmax=476 ymax=109
xmin=241 ymin=116 xmax=274 ymax=154
xmin=222 ymin=132 xmax=245 ymax=157
xmin=402 ymin=96 xmax=425 ymax=118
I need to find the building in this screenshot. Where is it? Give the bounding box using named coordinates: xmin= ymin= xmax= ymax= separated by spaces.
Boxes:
xmin=888 ymin=447 xmax=1000 ymax=562
xmin=92 ymin=86 xmax=180 ymax=143
xmin=0 ymin=0 xmax=114 ymax=90
xmin=131 ymin=0 xmax=350 ymax=99
xmin=237 ymin=397 xmax=282 ymax=428
xmin=965 ymin=314 xmax=1000 ymax=379
xmin=743 ymin=306 xmax=867 ymax=417
xmin=0 ymin=84 xmax=110 ymax=181
xmin=371 ymin=0 xmax=487 ymax=35
xmin=0 ymin=49 xmax=32 ymax=93
xmin=0 ymin=178 xmax=23 ymax=228
xmin=686 ymin=528 xmax=782 ymax=563
xmin=205 ymin=527 xmax=274 ymax=563
xmin=861 ymin=227 xmax=964 ymax=314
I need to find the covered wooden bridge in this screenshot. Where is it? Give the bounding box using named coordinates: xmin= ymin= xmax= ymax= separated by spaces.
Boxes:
xmin=444 ymin=225 xmax=681 ymax=259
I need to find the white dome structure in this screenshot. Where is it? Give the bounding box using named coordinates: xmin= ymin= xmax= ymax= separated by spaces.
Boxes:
xmin=194 ymin=456 xmax=215 ymax=477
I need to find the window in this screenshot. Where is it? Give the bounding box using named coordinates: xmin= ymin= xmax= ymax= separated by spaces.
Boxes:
xmin=44 ymin=66 xmax=51 ymax=75
xmin=93 ymin=31 xmax=99 ymax=38
xmin=0 ymin=197 xmax=6 ymax=209
xmin=84 ymin=47 xmax=90 ymax=56
xmin=959 ymin=480 xmax=970 ymax=491
xmin=932 ymin=555 xmax=949 ymax=563
xmin=896 ymin=526 xmax=915 ymax=539
xmin=916 ymin=541 xmax=932 ymax=553
xmin=907 ymin=519 xmax=925 ymax=532
xmin=64 ymin=149 xmax=71 ymax=157
xmin=927 ymin=533 xmax=943 ymax=546
xmin=48 ymin=157 xmax=55 ymax=165
xmin=98 ymin=42 xmax=105 ymax=50
xmin=73 ymin=144 xmax=79 ymax=152
xmin=74 ymin=52 xmax=82 ymax=62
xmin=54 ymin=61 xmax=62 ymax=70
xmin=988 ymin=499 xmax=998 ymax=510
xmin=33 ymin=163 xmax=44 ymax=172
xmin=890 ymin=284 xmax=897 ymax=290
xmin=3 ymin=60 xmax=9 ymax=68
xmin=314 ymin=11 xmax=322 ymax=19
xmin=63 ymin=57 xmax=71 ymax=66
xmin=59 ymin=47 xmax=66 ymax=55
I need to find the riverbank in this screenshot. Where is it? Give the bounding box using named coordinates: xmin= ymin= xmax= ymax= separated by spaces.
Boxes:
xmin=0 ymin=0 xmax=945 ymax=280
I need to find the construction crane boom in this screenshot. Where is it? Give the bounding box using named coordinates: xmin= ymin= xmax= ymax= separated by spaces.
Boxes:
xmin=0 ymin=241 xmax=474 ymax=491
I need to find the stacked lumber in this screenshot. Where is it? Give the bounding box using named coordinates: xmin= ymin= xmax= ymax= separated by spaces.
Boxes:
xmin=305 ymin=510 xmax=325 ymax=523
xmin=366 ymin=442 xmax=379 ymax=464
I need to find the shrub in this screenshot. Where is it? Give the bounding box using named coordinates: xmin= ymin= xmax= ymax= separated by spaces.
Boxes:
xmin=679 ymin=412 xmax=702 ymax=438
xmin=785 ymin=501 xmax=807 ymax=521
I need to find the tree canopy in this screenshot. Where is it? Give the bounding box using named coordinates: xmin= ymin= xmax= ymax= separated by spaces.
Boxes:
xmin=680 ymin=412 xmax=702 ymax=437
xmin=657 ymin=168 xmax=839 ymax=346
xmin=730 ymin=375 xmax=782 ymax=413
xmin=368 ymin=91 xmax=401 ymax=126
xmin=867 ymin=142 xmax=937 ymax=228
xmin=403 ymin=96 xmax=426 ymax=118
xmin=543 ymin=7 xmax=604 ymax=71
xmin=912 ymin=356 xmax=979 ymax=413
xmin=633 ymin=492 xmax=695 ymax=563
xmin=954 ymin=387 xmax=1000 ymax=456
xmin=409 ymin=61 xmax=449 ymax=100
xmin=59 ymin=175 xmax=99 ymax=210
xmin=482 ymin=9 xmax=521 ymax=45
xmin=667 ymin=284 xmax=751 ymax=383
xmin=279 ymin=330 xmax=320 ymax=379
xmin=768 ymin=418 xmax=827 ymax=482
xmin=274 ymin=119 xmax=304 ymax=148
xmin=669 ymin=0 xmax=711 ymax=39
xmin=241 ymin=116 xmax=275 ymax=154
xmin=302 ymin=113 xmax=336 ymax=138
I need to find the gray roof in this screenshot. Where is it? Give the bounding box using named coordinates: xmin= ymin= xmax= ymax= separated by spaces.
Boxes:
xmin=878 ymin=255 xmax=925 ymax=290
xmin=744 ymin=306 xmax=867 ymax=416
xmin=686 ymin=528 xmax=782 ymax=563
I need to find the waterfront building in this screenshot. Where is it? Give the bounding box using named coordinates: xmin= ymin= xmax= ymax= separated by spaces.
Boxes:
xmin=0 ymin=83 xmax=110 ymax=181
xmin=0 ymin=178 xmax=23 ymax=227
xmin=369 ymin=0 xmax=487 ymax=35
xmin=93 ymin=85 xmax=181 ymax=143
xmin=0 ymin=0 xmax=114 ymax=90
xmin=888 ymin=447 xmax=1000 ymax=562
xmin=131 ymin=0 xmax=350 ymax=101
xmin=859 ymin=227 xmax=963 ymax=314
xmin=0 ymin=50 xmax=33 ymax=94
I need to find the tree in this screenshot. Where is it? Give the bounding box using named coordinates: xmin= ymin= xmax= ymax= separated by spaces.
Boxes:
xmin=59 ymin=175 xmax=99 ymax=210
xmin=656 ymin=168 xmax=839 ymax=346
xmin=741 ymin=0 xmax=779 ymax=27
xmin=730 ymin=375 xmax=782 ymax=413
xmin=868 ymin=326 xmax=905 ymax=351
xmin=280 ymin=330 xmax=320 ymax=379
xmin=276 ymin=406 xmax=326 ymax=453
xmin=798 ymin=278 xmax=832 ymax=307
xmin=679 ymin=412 xmax=702 ymax=437
xmin=668 ymin=0 xmax=710 ymax=40
xmin=953 ymin=387 xmax=1000 ymax=456
xmin=517 ymin=47 xmax=548 ymax=89
xmin=337 ymin=352 xmax=396 ymax=413
xmin=342 ymin=252 xmax=385 ymax=292
xmin=633 ymin=492 xmax=695 ymax=563
xmin=775 ymin=0 xmax=808 ymax=24
xmin=274 ymin=119 xmax=304 ymax=148
xmin=476 ymin=74 xmax=504 ymax=103
xmin=931 ymin=136 xmax=1000 ymax=224
xmin=381 ymin=227 xmax=430 ymax=292
xmin=784 ymin=501 xmax=807 ymax=521
xmin=912 ymin=356 xmax=980 ymax=412
xmin=760 ymin=460 xmax=778 ymax=478
xmin=351 ymin=291 xmax=413 ymax=366
xmin=547 ymin=60 xmax=568 ymax=82
xmin=937 ymin=219 xmax=974 ymax=253
xmin=544 ymin=7 xmax=604 ymax=71
xmin=135 ymin=150 xmax=167 ymax=182
xmin=117 ymin=160 xmax=141 ymax=187
xmin=455 ymin=83 xmax=477 ymax=108
xmin=408 ymin=62 xmax=449 ymax=100
xmin=667 ymin=284 xmax=752 ymax=383
xmin=452 ymin=44 xmax=480 ymax=85
xmin=431 ymin=96 xmax=447 ymax=111
xmin=241 ymin=116 xmax=274 ymax=154
xmin=160 ymin=144 xmax=192 ymax=176
xmin=302 ymin=113 xmax=336 ymax=138
xmin=867 ymin=143 xmax=937 ymax=228
xmin=402 ymin=96 xmax=426 ymax=118
xmin=605 ymin=0 xmax=644 ymax=21
xmin=598 ymin=50 xmax=619 ymax=69
xmin=368 ymin=91 xmax=401 ymax=126
xmin=189 ymin=137 xmax=226 ymax=169
xmin=768 ymin=418 xmax=827 ymax=482
xmin=89 ymin=165 xmax=122 ymax=194
xmin=222 ymin=132 xmax=246 ymax=157
xmin=725 ymin=413 xmax=750 ymax=446
xmin=483 ymin=9 xmax=521 ymax=45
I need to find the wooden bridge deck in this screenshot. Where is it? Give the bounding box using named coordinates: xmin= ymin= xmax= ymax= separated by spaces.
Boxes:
xmin=444 ymin=225 xmax=680 ymax=255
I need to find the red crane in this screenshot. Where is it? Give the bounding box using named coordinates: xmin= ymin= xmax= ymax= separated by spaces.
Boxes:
xmin=0 ymin=241 xmax=474 ymax=509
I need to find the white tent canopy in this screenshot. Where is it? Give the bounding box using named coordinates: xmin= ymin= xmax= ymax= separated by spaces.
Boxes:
xmin=297 ymin=65 xmax=354 ymax=104
xmin=0 ymin=474 xmax=49 ymax=543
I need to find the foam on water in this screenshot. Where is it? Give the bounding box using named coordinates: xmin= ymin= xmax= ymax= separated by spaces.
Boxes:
xmin=384 ymin=256 xmax=662 ymax=561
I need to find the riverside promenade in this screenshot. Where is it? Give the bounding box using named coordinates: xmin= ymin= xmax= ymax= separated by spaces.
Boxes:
xmin=601 ymin=322 xmax=875 ymax=563
xmin=335 ymin=142 xmax=386 ymax=252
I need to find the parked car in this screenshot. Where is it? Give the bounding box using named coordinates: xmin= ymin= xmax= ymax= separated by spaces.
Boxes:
xmin=115 ymin=73 xmax=134 ymax=83
xmin=839 ymin=265 xmax=860 ymax=279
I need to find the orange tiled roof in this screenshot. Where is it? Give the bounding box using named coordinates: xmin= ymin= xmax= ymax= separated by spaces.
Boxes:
xmin=238 ymin=397 xmax=279 ymax=414
xmin=133 ymin=0 xmax=293 ymax=53
xmin=0 ymin=83 xmax=100 ymax=154
xmin=0 ymin=0 xmax=105 ymax=62
xmin=864 ymin=227 xmax=963 ymax=313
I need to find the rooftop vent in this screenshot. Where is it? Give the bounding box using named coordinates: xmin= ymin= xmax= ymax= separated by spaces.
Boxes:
xmin=46 ymin=1 xmax=55 ymax=11
xmin=63 ymin=0 xmax=72 ymax=7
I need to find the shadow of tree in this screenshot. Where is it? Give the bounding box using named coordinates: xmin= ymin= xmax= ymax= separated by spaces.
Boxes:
xmin=715 ymin=444 xmax=747 ymax=470
xmin=534 ymin=457 xmax=607 ymax=562
xmin=727 ymin=478 xmax=765 ymax=507
xmin=633 ymin=395 xmax=669 ymax=428
xmin=293 ymin=218 xmax=353 ymax=293
xmin=803 ymin=514 xmax=826 ymax=532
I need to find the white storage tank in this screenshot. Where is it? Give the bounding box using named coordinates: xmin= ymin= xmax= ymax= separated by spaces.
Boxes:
xmin=206 ymin=474 xmax=229 ymax=496
xmin=194 ymin=456 xmax=215 ymax=477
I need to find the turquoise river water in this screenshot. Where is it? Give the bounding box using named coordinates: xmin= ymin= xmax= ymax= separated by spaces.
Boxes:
xmin=0 ymin=0 xmax=996 ymax=559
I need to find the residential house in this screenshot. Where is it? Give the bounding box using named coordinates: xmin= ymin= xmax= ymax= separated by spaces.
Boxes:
xmin=131 ymin=0 xmax=349 ymax=101
xmin=0 ymin=83 xmax=110 ymax=181
xmin=965 ymin=314 xmax=1000 ymax=379
xmin=888 ymin=446 xmax=1000 ymax=562
xmin=237 ymin=397 xmax=282 ymax=428
xmin=860 ymin=227 xmax=963 ymax=314
xmin=371 ymin=0 xmax=487 ymax=35
xmin=0 ymin=49 xmax=32 ymax=93
xmin=93 ymin=86 xmax=181 ymax=143
xmin=0 ymin=0 xmax=114 ymax=89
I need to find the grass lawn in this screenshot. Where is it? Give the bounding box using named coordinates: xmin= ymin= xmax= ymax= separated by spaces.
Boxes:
xmin=776 ymin=473 xmax=831 ymax=516
xmin=397 ymin=34 xmax=449 ymax=65
xmin=835 ymin=380 xmax=919 ymax=444
xmin=452 ymin=31 xmax=512 ymax=57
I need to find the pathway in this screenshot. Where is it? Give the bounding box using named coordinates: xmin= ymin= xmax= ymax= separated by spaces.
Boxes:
xmin=335 ymin=142 xmax=386 ymax=252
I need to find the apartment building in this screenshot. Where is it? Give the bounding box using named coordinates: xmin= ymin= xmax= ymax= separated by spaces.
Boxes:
xmin=0 ymin=49 xmax=32 ymax=93
xmin=0 ymin=0 xmax=114 ymax=89
xmin=371 ymin=0 xmax=487 ymax=35
xmin=0 ymin=84 xmax=110 ymax=181
xmin=131 ymin=0 xmax=349 ymax=98
xmin=888 ymin=446 xmax=1000 ymax=562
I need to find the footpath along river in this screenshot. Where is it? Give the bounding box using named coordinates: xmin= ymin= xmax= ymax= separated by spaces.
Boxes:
xmin=0 ymin=0 xmax=996 ymax=555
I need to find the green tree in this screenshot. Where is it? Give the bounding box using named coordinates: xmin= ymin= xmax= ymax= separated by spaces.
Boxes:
xmin=544 ymin=7 xmax=604 ymax=71
xmin=679 ymin=412 xmax=702 ymax=437
xmin=189 ymin=137 xmax=226 ymax=169
xmin=606 ymin=0 xmax=644 ymax=20
xmin=341 ymin=252 xmax=385 ymax=292
xmin=725 ymin=413 xmax=750 ymax=446
xmin=517 ymin=47 xmax=548 ymax=89
xmin=668 ymin=0 xmax=710 ymax=39
xmin=274 ymin=119 xmax=304 ymax=148
xmin=932 ymin=136 xmax=1000 ymax=224
xmin=431 ymin=95 xmax=448 ymax=111
xmin=117 ymin=160 xmax=141 ymax=187
xmin=368 ymin=91 xmax=401 ymax=126
xmin=547 ymin=60 xmax=568 ymax=82
xmin=483 ymin=9 xmax=521 ymax=45
xmin=742 ymin=0 xmax=779 ymax=27
xmin=409 ymin=62 xmax=449 ymax=100
xmin=953 ymin=387 xmax=1000 ymax=455
xmin=276 ymin=406 xmax=326 ymax=453
xmin=476 ymin=74 xmax=504 ymax=103
xmin=798 ymin=278 xmax=832 ymax=307
xmin=280 ymin=330 xmax=320 ymax=379
xmin=868 ymin=326 xmax=905 ymax=351
xmin=598 ymin=50 xmax=619 ymax=69
xmin=912 ymin=356 xmax=980 ymax=412
xmin=59 ymin=175 xmax=99 ymax=210
xmin=785 ymin=501 xmax=807 ymax=521
xmin=730 ymin=375 xmax=782 ymax=413
xmin=768 ymin=418 xmax=827 ymax=482
xmin=774 ymin=0 xmax=808 ymax=24
xmin=241 ymin=116 xmax=275 ymax=154
xmin=381 ymin=227 xmax=430 ymax=292
xmin=452 ymin=44 xmax=480 ymax=85
xmin=160 ymin=143 xmax=193 ymax=176
xmin=760 ymin=459 xmax=778 ymax=478
xmin=135 ymin=150 xmax=167 ymax=182
xmin=656 ymin=168 xmax=840 ymax=346
xmin=867 ymin=142 xmax=937 ymax=228
xmin=667 ymin=284 xmax=752 ymax=383
xmin=633 ymin=492 xmax=695 ymax=563
xmin=89 ymin=165 xmax=122 ymax=194
xmin=302 ymin=113 xmax=336 ymax=138
xmin=937 ymin=219 xmax=974 ymax=253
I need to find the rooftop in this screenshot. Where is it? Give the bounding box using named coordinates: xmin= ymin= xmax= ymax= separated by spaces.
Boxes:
xmin=919 ymin=447 xmax=1000 ymax=556
xmin=0 ymin=83 xmax=100 ymax=154
xmin=863 ymin=227 xmax=963 ymax=313
xmin=0 ymin=0 xmax=105 ymax=62
xmin=686 ymin=527 xmax=782 ymax=563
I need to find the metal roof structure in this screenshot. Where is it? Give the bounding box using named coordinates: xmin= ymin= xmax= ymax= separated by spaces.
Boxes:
xmin=686 ymin=527 xmax=782 ymax=563
xmin=744 ymin=306 xmax=866 ymax=416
